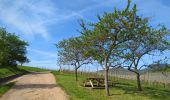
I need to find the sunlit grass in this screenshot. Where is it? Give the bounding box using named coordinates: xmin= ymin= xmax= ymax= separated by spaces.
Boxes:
xmin=52 ymin=71 xmax=170 ymax=100
xmin=0 ymin=67 xmax=22 ymax=78
xmin=17 ymin=65 xmax=48 ymax=72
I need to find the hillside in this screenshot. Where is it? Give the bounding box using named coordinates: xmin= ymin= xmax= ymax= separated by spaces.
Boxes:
xmin=97 ymin=66 xmax=170 ymax=83
xmin=97 ymin=64 xmax=170 ymax=75
xmin=0 ymin=67 xmax=24 ymax=78
xmin=17 ymin=66 xmax=49 ymax=72
xmin=0 ymin=66 xmax=48 ymax=79
xmin=148 ymin=64 xmax=170 ymax=72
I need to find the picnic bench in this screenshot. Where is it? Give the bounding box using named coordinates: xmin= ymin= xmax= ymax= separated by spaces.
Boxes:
xmin=83 ymin=78 xmax=115 ymax=89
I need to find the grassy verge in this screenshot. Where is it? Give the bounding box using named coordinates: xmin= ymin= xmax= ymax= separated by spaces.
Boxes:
xmin=0 ymin=82 xmax=14 ymax=97
xmin=17 ymin=65 xmax=48 ymax=72
xmin=0 ymin=67 xmax=23 ymax=78
xmin=0 ymin=65 xmax=49 ymax=79
xmin=52 ymin=71 xmax=170 ymax=100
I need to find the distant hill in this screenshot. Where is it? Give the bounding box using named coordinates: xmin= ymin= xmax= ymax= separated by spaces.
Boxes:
xmin=97 ymin=64 xmax=170 ymax=75
xmin=147 ymin=64 xmax=170 ymax=72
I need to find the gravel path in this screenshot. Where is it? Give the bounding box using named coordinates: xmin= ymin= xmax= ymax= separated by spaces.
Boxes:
xmin=0 ymin=72 xmax=68 ymax=100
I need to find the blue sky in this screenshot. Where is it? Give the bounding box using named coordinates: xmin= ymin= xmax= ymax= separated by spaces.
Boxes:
xmin=0 ymin=0 xmax=170 ymax=70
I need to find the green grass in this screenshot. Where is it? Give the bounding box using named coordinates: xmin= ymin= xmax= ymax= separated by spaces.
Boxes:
xmin=0 ymin=67 xmax=23 ymax=78
xmin=17 ymin=65 xmax=49 ymax=72
xmin=0 ymin=82 xmax=14 ymax=97
xmin=52 ymin=71 xmax=170 ymax=100
xmin=0 ymin=65 xmax=49 ymax=78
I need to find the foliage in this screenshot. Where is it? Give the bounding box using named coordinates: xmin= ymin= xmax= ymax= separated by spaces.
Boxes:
xmin=57 ymin=37 xmax=91 ymax=67
xmin=119 ymin=3 xmax=170 ymax=91
xmin=78 ymin=0 xmax=146 ymax=95
xmin=56 ymin=37 xmax=92 ymax=80
xmin=0 ymin=28 xmax=29 ymax=67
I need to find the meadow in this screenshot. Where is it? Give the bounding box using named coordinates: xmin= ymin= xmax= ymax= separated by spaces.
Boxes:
xmin=52 ymin=71 xmax=170 ymax=100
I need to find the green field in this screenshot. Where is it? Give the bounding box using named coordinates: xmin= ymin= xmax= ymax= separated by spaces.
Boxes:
xmin=0 ymin=67 xmax=24 ymax=78
xmin=52 ymin=71 xmax=170 ymax=100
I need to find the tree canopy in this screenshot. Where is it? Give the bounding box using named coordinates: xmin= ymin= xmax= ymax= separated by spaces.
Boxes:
xmin=56 ymin=37 xmax=92 ymax=81
xmin=0 ymin=28 xmax=29 ymax=67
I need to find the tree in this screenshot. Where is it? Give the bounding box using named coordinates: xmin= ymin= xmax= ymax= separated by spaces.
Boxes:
xmin=79 ymin=0 xmax=136 ymax=96
xmin=57 ymin=58 xmax=63 ymax=72
xmin=122 ymin=24 xmax=170 ymax=91
xmin=56 ymin=37 xmax=92 ymax=81
xmin=19 ymin=56 xmax=30 ymax=66
xmin=0 ymin=28 xmax=29 ymax=67
xmin=115 ymin=3 xmax=170 ymax=91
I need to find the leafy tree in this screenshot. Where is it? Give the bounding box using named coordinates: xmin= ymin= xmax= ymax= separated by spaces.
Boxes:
xmin=79 ymin=0 xmax=136 ymax=96
xmin=0 ymin=28 xmax=29 ymax=67
xmin=56 ymin=37 xmax=92 ymax=81
xmin=19 ymin=56 xmax=30 ymax=66
xmin=120 ymin=5 xmax=170 ymax=91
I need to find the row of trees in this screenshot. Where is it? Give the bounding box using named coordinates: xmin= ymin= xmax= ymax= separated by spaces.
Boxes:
xmin=56 ymin=0 xmax=170 ymax=96
xmin=0 ymin=28 xmax=29 ymax=67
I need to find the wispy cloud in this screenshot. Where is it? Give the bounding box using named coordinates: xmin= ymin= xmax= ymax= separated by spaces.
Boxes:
xmin=0 ymin=0 xmax=57 ymax=39
xmin=0 ymin=0 xmax=123 ymax=39
xmin=38 ymin=0 xmax=121 ymax=24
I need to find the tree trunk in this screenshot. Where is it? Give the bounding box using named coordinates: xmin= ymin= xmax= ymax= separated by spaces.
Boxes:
xmin=59 ymin=65 xmax=62 ymax=72
xmin=104 ymin=58 xmax=109 ymax=96
xmin=136 ymin=73 xmax=142 ymax=91
xmin=75 ymin=68 xmax=78 ymax=81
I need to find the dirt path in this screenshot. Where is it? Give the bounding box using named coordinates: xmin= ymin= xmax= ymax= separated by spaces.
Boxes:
xmin=0 ymin=72 xmax=68 ymax=100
